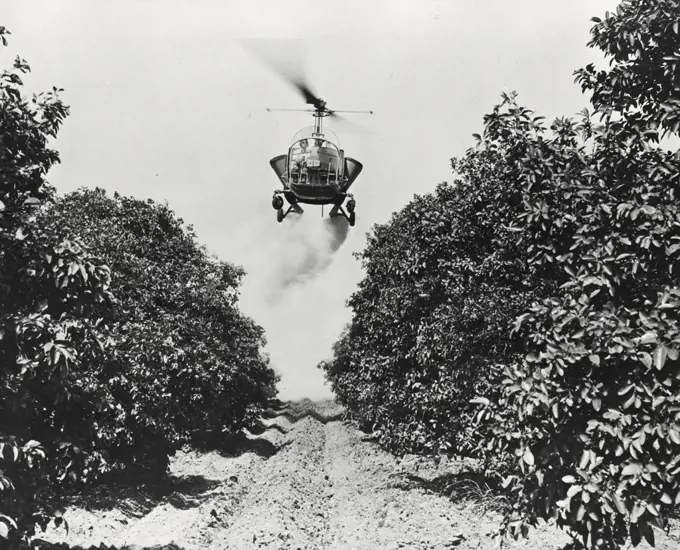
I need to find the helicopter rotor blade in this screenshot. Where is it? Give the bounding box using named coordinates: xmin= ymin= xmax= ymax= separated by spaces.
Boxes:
xmin=266 ymin=108 xmax=315 ymax=113
xmin=328 ymin=110 xmax=374 ymax=115
xmin=328 ymin=112 xmax=374 ymax=136
xmin=241 ymin=38 xmax=323 ymax=108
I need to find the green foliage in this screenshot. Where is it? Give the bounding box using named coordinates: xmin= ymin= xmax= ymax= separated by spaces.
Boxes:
xmin=319 ymin=124 xmax=559 ymax=456
xmin=575 ymin=0 xmax=680 ymax=137
xmin=470 ymin=2 xmax=680 ymax=544
xmin=0 ymin=27 xmax=277 ymax=547
xmin=0 ymin=26 xmax=114 ymax=545
xmin=45 ymin=188 xmax=279 ymax=469
xmin=471 ymin=92 xmax=680 ymax=550
xmin=326 ymin=2 xmax=680 ymax=548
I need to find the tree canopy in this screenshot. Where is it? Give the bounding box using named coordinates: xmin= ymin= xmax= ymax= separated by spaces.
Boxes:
xmin=0 ymin=26 xmax=114 ymax=544
xmin=0 ymin=27 xmax=278 ymax=547
xmin=320 ymin=136 xmax=560 ymax=456
xmin=46 ymin=188 xmax=279 ymax=465
xmin=322 ymin=2 xmax=680 ymax=548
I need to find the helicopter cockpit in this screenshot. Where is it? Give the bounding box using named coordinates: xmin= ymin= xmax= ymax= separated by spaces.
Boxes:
xmin=288 ymin=126 xmax=343 ymax=186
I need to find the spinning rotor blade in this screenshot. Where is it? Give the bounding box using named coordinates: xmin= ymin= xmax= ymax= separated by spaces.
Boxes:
xmin=328 ymin=109 xmax=374 ymax=115
xmin=266 ymin=108 xmax=315 ymax=113
xmin=328 ymin=111 xmax=374 ymax=136
xmin=241 ymin=38 xmax=323 ymax=108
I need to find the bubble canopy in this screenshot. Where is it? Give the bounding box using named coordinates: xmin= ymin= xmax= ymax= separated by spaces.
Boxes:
xmin=290 ymin=126 xmax=340 ymax=147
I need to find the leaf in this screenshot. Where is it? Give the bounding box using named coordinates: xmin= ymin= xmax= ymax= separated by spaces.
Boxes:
xmin=653 ymin=395 xmax=665 ymax=408
xmin=589 ymin=354 xmax=600 ymax=366
xmin=630 ymin=501 xmax=645 ymax=523
xmin=669 ymin=428 xmax=680 ymax=445
xmin=618 ymin=384 xmax=634 ymax=396
xmin=469 ymin=397 xmax=490 ymax=406
xmin=641 ymin=521 xmax=655 ymax=547
xmin=639 ymin=352 xmax=652 ymax=369
xmin=0 ymin=514 xmax=16 ymax=539
xmin=639 ymin=332 xmax=657 ymax=345
xmin=501 ymin=476 xmax=515 ymax=488
xmin=576 ymin=504 xmax=586 ymax=521
xmin=562 ymin=475 xmax=577 ymax=484
xmin=2 ymin=444 xmax=19 ymax=463
xmin=0 ymin=515 xmax=16 ymax=529
xmin=654 ymin=345 xmax=668 ymax=370
xmin=613 ymin=493 xmax=627 ymax=515
xmin=523 ymin=447 xmax=535 ymax=466
xmin=622 ymin=463 xmax=642 ymax=477
xmin=567 ymin=484 xmax=582 ymax=497
xmin=630 ymin=523 xmax=641 ymax=545
xmin=623 ymin=393 xmax=636 ymax=409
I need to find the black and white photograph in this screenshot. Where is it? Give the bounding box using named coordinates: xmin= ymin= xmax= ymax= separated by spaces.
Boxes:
xmin=1 ymin=0 xmax=680 ymax=548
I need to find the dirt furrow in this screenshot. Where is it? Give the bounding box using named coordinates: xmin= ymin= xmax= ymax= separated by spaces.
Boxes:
xmin=38 ymin=400 xmax=680 ymax=550
xmin=214 ymin=417 xmax=333 ymax=549
xmin=322 ymin=421 xmax=476 ymax=550
xmin=41 ymin=447 xmax=271 ymax=549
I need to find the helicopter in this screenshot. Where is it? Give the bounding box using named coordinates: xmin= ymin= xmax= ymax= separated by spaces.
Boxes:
xmin=265 ymin=72 xmax=372 ymax=226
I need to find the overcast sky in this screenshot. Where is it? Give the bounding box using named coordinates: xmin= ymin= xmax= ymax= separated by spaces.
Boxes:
xmin=2 ymin=0 xmax=619 ymax=399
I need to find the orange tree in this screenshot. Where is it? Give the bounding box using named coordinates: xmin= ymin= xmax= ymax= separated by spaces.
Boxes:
xmin=0 ymin=27 xmax=114 ymax=546
xmin=324 ymin=1 xmax=680 ymax=548
xmin=319 ymin=126 xmax=560 ymax=456
xmin=470 ymin=2 xmax=680 ymax=548
xmin=45 ymin=188 xmax=279 ymax=471
xmin=0 ymin=27 xmax=277 ymax=547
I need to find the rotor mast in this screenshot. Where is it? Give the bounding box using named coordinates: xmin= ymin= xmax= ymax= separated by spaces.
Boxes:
xmin=312 ymin=101 xmax=327 ymax=138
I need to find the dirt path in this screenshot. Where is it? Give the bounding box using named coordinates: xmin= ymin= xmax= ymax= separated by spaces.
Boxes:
xmin=41 ymin=400 xmax=679 ymax=550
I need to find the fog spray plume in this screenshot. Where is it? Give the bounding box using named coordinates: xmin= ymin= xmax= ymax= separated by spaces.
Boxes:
xmin=264 ymin=215 xmax=350 ymax=304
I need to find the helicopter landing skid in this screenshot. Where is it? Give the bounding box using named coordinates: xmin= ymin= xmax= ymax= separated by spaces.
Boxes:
xmin=276 ymin=203 xmax=304 ymax=223
xmin=328 ymin=203 xmax=356 ymax=227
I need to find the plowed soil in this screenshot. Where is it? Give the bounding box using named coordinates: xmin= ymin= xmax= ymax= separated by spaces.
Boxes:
xmin=40 ymin=400 xmax=680 ymax=550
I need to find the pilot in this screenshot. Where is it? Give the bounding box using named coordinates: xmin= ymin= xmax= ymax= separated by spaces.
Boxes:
xmin=299 ymin=139 xmax=309 ymax=153
xmin=315 ymin=139 xmax=324 ymax=148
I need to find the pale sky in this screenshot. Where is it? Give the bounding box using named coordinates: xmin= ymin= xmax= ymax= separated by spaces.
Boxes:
xmin=2 ymin=0 xmax=619 ymax=399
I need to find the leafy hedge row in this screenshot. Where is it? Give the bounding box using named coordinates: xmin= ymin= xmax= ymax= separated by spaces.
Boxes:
xmin=0 ymin=27 xmax=277 ymax=547
xmin=46 ymin=188 xmax=278 ymax=470
xmin=319 ymin=144 xmax=560 ymax=456
xmin=321 ymin=2 xmax=680 ymax=548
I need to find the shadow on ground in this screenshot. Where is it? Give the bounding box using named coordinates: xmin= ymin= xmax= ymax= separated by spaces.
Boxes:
xmin=259 ymin=407 xmax=345 ymax=424
xmin=55 ymin=400 xmax=294 ymax=520
xmin=245 ymin=420 xmax=289 ymax=436
xmin=57 ymin=471 xmax=223 ymax=518
xmin=217 ymin=431 xmax=292 ymax=458
xmin=35 ymin=542 xmax=188 ymax=550
xmin=392 ymin=470 xmax=509 ymax=515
